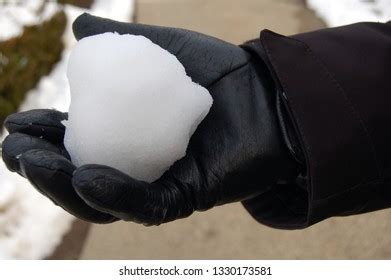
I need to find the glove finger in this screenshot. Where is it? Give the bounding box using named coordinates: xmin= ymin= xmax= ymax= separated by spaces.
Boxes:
xmin=2 ymin=133 xmax=68 ymax=174
xmin=72 ymin=13 xmax=250 ymax=86
xmin=4 ymin=109 xmax=67 ymax=143
xmin=73 ymin=13 xmax=176 ymax=42
xmin=72 ymin=164 xmax=194 ymax=225
xmin=19 ymin=149 xmax=116 ymax=224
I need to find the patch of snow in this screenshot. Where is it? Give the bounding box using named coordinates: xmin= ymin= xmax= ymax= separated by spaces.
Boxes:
xmin=307 ymin=0 xmax=391 ymax=27
xmin=0 ymin=173 xmax=75 ymax=259
xmin=90 ymin=0 xmax=135 ymax=21
xmin=0 ymin=0 xmax=134 ymax=259
xmin=0 ymin=0 xmax=59 ymax=41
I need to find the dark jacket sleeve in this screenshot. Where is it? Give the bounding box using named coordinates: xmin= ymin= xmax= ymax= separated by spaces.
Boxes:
xmin=242 ymin=21 xmax=391 ymax=229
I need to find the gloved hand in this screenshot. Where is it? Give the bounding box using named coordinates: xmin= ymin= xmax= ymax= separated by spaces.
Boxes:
xmin=1 ymin=13 xmax=298 ymax=225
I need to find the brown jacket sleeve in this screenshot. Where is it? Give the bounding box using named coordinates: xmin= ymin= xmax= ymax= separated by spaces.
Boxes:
xmin=242 ymin=22 xmax=391 ymax=229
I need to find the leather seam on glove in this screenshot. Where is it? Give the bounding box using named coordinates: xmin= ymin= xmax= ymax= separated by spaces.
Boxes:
xmin=5 ymin=121 xmax=65 ymax=131
xmin=206 ymin=60 xmax=249 ymax=88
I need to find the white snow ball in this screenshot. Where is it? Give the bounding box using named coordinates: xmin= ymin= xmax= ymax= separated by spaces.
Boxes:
xmin=64 ymin=32 xmax=213 ymax=183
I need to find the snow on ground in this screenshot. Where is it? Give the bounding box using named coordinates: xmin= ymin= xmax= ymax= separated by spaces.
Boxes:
xmin=90 ymin=0 xmax=134 ymax=21
xmin=0 ymin=0 xmax=134 ymax=259
xmin=307 ymin=0 xmax=391 ymax=27
xmin=0 ymin=0 xmax=59 ymax=41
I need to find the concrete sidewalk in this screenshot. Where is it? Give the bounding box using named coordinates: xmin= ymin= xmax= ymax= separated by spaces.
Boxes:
xmin=76 ymin=0 xmax=391 ymax=259
xmin=133 ymin=0 xmax=324 ymax=44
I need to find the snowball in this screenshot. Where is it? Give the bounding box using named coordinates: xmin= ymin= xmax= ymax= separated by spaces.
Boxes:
xmin=63 ymin=32 xmax=212 ymax=182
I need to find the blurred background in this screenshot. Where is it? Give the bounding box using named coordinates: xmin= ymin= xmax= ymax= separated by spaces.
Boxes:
xmin=0 ymin=0 xmax=390 ymax=260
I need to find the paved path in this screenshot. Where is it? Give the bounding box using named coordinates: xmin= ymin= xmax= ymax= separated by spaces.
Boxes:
xmin=77 ymin=0 xmax=391 ymax=259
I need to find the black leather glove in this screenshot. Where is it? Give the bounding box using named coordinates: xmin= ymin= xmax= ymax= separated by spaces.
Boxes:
xmin=2 ymin=13 xmax=298 ymax=225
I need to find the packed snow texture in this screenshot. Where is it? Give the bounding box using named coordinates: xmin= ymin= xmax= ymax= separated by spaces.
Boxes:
xmin=64 ymin=33 xmax=212 ymax=182
xmin=307 ymin=0 xmax=391 ymax=27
